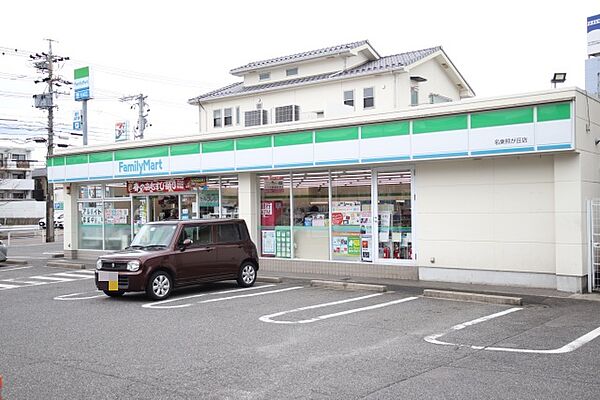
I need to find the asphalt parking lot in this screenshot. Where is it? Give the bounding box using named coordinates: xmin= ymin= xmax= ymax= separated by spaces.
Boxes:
xmin=2 ymin=259 xmax=600 ymax=400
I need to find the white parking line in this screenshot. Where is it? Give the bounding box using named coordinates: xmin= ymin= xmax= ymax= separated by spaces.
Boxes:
xmin=0 ymin=270 xmax=95 ymax=291
xmin=53 ymin=272 xmax=94 ymax=279
xmin=0 ymin=282 xmax=20 ymax=290
xmin=54 ymin=291 xmax=106 ymax=301
xmin=142 ymin=284 xmax=278 ymax=309
xmin=198 ymin=286 xmax=303 ymax=304
xmin=0 ymin=266 xmax=34 ymax=272
xmin=259 ymin=294 xmax=419 ymax=324
xmin=424 ymin=307 xmax=600 ymax=354
xmin=29 ymin=275 xmax=77 ymax=282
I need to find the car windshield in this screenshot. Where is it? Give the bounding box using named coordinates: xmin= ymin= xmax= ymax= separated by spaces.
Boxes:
xmin=130 ymin=224 xmax=177 ymax=248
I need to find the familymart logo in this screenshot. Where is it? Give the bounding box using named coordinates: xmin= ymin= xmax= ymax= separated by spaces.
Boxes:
xmin=118 ymin=159 xmax=164 ymax=174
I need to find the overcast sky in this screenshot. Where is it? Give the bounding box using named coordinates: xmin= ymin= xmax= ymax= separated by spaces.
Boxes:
xmin=1 ymin=0 xmax=599 ymax=159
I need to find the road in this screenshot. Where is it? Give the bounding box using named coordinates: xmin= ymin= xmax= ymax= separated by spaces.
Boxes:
xmin=1 ymin=238 xmax=600 ymax=399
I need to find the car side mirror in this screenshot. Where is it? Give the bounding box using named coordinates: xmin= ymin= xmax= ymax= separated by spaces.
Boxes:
xmin=179 ymin=238 xmax=193 ymax=251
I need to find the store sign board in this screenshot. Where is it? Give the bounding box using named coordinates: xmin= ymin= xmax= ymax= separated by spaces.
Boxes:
xmin=115 ymin=157 xmax=168 ymax=177
xmin=588 ymin=14 xmax=600 ymax=56
xmin=74 ymin=67 xmax=91 ymax=101
xmin=48 ymin=102 xmax=575 ymax=183
xmin=127 ymin=178 xmax=191 ymax=194
xmin=264 ymin=178 xmax=284 ymax=193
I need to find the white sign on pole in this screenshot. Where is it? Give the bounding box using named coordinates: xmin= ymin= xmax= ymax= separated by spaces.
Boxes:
xmin=588 ymin=14 xmax=600 ymax=56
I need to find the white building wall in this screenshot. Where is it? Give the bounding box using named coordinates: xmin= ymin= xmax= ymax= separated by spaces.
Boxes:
xmin=416 ymin=155 xmax=559 ymax=287
xmin=0 ymin=200 xmax=45 ymax=218
xmin=202 ymin=74 xmax=401 ymax=134
xmin=243 ymin=57 xmax=347 ymax=86
xmin=408 ymin=59 xmax=461 ymax=104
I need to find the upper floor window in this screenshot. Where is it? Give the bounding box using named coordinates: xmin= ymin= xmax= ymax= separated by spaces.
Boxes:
xmin=224 ymin=108 xmax=233 ymax=126
xmin=343 ymin=90 xmax=354 ymax=107
xmin=235 ymin=107 xmax=240 ymax=125
xmin=12 ymin=173 xmax=25 ymax=179
xmin=286 ymin=67 xmax=298 ymax=77
xmin=410 ymin=86 xmax=419 ymax=106
xmin=213 ymin=110 xmax=222 ymax=128
xmin=12 ymin=154 xmax=26 ymax=161
xmin=363 ymin=87 xmax=374 ymax=109
xmin=245 ymin=110 xmax=268 ymax=127
xmin=275 ymin=105 xmax=300 ymax=123
xmin=259 ymin=72 xmax=271 ymax=81
xmin=12 ymin=192 xmax=25 ymax=199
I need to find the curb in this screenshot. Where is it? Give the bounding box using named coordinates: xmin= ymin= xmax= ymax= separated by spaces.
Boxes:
xmin=47 ymin=261 xmax=87 ymax=270
xmin=2 ymin=259 xmax=29 ymax=265
xmin=423 ymin=289 xmax=522 ymax=306
xmin=310 ymin=280 xmax=387 ymax=292
xmin=257 ymin=276 xmax=282 ymax=283
xmin=43 ymin=252 xmax=65 ymax=259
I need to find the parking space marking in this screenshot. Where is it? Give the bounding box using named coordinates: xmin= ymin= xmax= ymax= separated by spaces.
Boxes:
xmin=198 ymin=286 xmax=303 ymax=304
xmin=0 ymin=270 xmax=95 ymax=291
xmin=424 ymin=307 xmax=600 ymax=354
xmin=54 ymin=291 xmax=105 ymax=301
xmin=259 ymin=294 xmax=419 ymax=324
xmin=28 ymin=275 xmax=77 ymax=282
xmin=0 ymin=266 xmax=34 ymax=272
xmin=0 ymin=282 xmax=20 ymax=289
xmin=142 ymin=284 xmax=278 ymax=309
xmin=53 ymin=272 xmax=94 ymax=280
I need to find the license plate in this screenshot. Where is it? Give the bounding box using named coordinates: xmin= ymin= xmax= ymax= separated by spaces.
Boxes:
xmin=98 ymin=271 xmax=119 ymax=291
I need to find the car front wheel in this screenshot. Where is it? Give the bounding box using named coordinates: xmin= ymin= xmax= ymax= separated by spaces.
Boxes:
xmin=146 ymin=271 xmax=173 ymax=300
xmin=237 ymin=262 xmax=257 ymax=287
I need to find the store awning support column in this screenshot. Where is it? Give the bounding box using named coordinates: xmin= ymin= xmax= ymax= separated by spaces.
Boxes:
xmin=63 ymin=183 xmax=79 ymax=259
xmin=238 ymin=173 xmax=259 ymax=244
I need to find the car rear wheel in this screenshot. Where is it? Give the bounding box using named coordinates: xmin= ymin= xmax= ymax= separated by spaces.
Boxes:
xmin=237 ymin=262 xmax=257 ymax=288
xmin=146 ymin=271 xmax=173 ymax=300
xmin=103 ymin=290 xmax=124 ymax=297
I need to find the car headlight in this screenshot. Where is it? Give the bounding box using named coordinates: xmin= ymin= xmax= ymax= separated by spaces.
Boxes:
xmin=96 ymin=259 xmax=103 ymax=270
xmin=127 ymin=260 xmax=140 ymax=272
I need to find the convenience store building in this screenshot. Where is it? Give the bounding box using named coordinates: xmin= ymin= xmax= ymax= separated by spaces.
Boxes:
xmin=49 ymin=42 xmax=600 ymax=293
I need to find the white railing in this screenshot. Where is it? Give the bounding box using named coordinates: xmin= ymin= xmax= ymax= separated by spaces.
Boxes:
xmin=0 ymin=225 xmax=44 ymax=246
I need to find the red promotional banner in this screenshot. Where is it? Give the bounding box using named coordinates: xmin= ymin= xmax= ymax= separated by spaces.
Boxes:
xmin=127 ymin=178 xmax=191 ymax=194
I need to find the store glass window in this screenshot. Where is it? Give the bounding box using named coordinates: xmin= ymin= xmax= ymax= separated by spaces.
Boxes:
xmin=132 ymin=197 xmax=149 ymax=235
xmin=180 ymin=194 xmax=198 ymax=220
xmin=104 ymin=200 xmax=132 ymax=250
xmin=292 ymin=172 xmax=329 ymax=260
xmin=330 ymin=169 xmax=372 ymax=262
xmin=78 ymin=201 xmax=104 ymax=250
xmin=198 ymin=176 xmax=221 ymax=218
xmin=79 ymin=185 xmax=102 ymax=199
xmin=377 ymin=170 xmax=412 ymax=260
xmin=221 ymin=175 xmax=239 ymax=218
xmin=105 ymin=182 xmax=129 ymax=198
xmin=260 ymin=174 xmax=291 ymax=258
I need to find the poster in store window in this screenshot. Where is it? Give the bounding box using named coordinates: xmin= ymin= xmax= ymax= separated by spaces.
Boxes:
xmin=262 ymin=230 xmax=276 ymax=255
xmin=379 ymin=212 xmax=391 ymax=242
xmin=81 ymin=207 xmax=103 ymax=225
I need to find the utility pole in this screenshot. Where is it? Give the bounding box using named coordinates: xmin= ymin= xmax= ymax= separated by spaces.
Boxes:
xmin=120 ymin=94 xmax=150 ymax=140
xmin=31 ymin=39 xmax=70 ymax=243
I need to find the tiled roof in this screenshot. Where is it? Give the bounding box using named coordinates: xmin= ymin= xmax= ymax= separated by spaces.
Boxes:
xmin=190 ymin=46 xmax=442 ymax=103
xmin=229 ymin=40 xmax=371 ymax=75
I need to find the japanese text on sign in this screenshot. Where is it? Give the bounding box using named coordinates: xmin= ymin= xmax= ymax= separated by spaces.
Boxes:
xmin=127 ymin=178 xmax=191 ymax=194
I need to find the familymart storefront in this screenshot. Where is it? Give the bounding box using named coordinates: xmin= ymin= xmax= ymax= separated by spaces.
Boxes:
xmin=50 ymin=89 xmax=596 ymax=292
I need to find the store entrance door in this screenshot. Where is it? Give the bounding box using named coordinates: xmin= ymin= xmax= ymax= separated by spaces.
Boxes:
xmin=373 ymin=169 xmax=413 ymax=263
xmin=133 ymin=195 xmax=180 ymax=234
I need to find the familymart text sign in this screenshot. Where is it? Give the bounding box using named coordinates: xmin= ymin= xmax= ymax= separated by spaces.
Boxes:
xmin=74 ymin=67 xmax=91 ymax=101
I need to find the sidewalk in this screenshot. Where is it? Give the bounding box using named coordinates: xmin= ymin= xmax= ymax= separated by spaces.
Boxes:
xmin=51 ymin=256 xmax=600 ymax=303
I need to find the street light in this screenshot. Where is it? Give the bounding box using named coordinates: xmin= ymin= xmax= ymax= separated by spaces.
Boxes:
xmin=551 ymin=73 xmax=567 ymax=88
